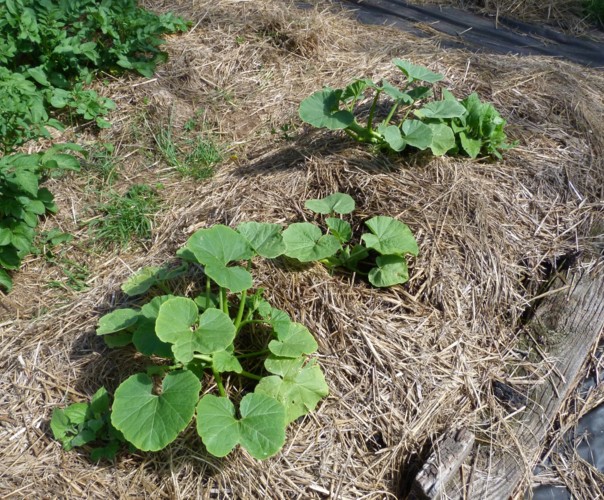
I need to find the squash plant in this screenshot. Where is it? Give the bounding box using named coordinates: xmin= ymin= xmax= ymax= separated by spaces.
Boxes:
xmin=52 ymin=224 xmax=328 ymax=460
xmin=282 ymin=193 xmax=419 ymax=287
xmin=299 ymin=59 xmax=514 ymax=159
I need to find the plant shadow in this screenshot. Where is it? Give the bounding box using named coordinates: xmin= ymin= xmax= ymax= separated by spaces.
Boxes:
xmin=234 ymin=123 xmax=434 ymax=180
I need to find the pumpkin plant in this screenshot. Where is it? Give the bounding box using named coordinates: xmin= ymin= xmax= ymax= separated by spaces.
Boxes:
xmin=282 ymin=193 xmax=419 ymax=287
xmin=52 ymin=224 xmax=328 ymax=460
xmin=299 ymin=59 xmax=514 ymax=159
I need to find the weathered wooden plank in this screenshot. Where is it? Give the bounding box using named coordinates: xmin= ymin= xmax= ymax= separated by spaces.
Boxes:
xmin=410 ymin=428 xmax=475 ymax=499
xmin=441 ymin=267 xmax=604 ymax=498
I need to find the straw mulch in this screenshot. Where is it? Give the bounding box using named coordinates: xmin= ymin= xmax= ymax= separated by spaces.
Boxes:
xmin=1 ymin=0 xmax=604 ymax=498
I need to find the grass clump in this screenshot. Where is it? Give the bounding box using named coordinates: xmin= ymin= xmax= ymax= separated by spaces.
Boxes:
xmin=89 ymin=184 xmax=159 ymax=248
xmin=154 ymin=122 xmax=222 ymax=180
xmin=585 ymin=0 xmax=604 ymax=25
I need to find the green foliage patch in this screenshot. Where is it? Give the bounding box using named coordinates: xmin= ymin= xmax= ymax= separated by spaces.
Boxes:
xmin=283 ymin=192 xmax=419 ymax=288
xmin=299 ymin=59 xmax=515 ymax=159
xmin=88 ymin=184 xmax=160 ymax=248
xmin=51 ymin=194 xmax=419 ymax=459
xmin=0 ymin=0 xmax=188 ymax=291
xmin=0 ymin=144 xmax=82 ymax=291
xmin=53 ymin=224 xmax=329 ymax=460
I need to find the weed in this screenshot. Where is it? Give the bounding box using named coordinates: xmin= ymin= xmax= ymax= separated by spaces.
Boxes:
xmin=89 ymin=184 xmax=159 ymax=248
xmin=86 ymin=143 xmax=119 ymax=185
xmin=152 ymin=116 xmax=222 ymax=180
xmin=586 ymin=0 xmax=604 ymax=25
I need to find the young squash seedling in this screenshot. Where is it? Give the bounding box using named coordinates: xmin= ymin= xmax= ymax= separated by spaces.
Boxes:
xmin=282 ymin=193 xmax=419 ymax=287
xmin=299 ymin=59 xmax=514 ymax=159
xmin=53 ymin=224 xmax=328 ymax=460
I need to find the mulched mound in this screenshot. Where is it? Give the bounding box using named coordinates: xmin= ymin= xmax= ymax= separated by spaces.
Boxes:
xmin=1 ymin=0 xmax=603 ymax=497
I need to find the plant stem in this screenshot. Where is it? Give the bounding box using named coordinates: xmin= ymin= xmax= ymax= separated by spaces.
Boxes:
xmin=237 ymin=319 xmax=267 ymax=330
xmin=234 ymin=288 xmax=247 ymax=330
xmin=219 ymin=287 xmax=228 ymax=314
xmin=212 ymin=367 xmax=226 ymax=397
xmin=239 ymin=370 xmax=262 ymax=381
xmin=236 ymin=349 xmax=270 ymax=359
xmin=366 ymin=90 xmax=382 ymax=131
xmin=384 ymin=101 xmax=401 ymax=125
xmin=347 ymin=121 xmax=381 ymax=143
xmin=205 ymin=276 xmax=211 ymax=308
xmin=193 ymin=354 xmax=212 ymax=363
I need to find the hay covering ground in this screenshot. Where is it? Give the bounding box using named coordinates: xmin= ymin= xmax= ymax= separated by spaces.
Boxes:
xmin=1 ymin=0 xmax=604 ymax=497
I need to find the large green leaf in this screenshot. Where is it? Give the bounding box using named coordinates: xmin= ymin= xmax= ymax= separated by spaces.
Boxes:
xmin=368 ymin=255 xmax=410 ymax=287
xmin=378 ymin=124 xmax=406 ymax=152
xmin=256 ymin=357 xmax=329 ymax=423
xmin=258 ymin=305 xmax=292 ymax=332
xmin=298 ymin=88 xmax=355 ymax=130
xmin=341 ymin=78 xmax=375 ymax=102
xmin=96 ymin=308 xmax=140 ymax=335
xmin=392 ymin=59 xmax=444 ymax=83
xmin=121 ymin=264 xmax=187 ymax=297
xmin=171 ymin=308 xmax=236 ymax=363
xmin=236 ymin=222 xmax=286 ymax=259
xmin=103 ymin=332 xmax=133 ymax=348
xmin=459 ymin=132 xmax=483 ymax=158
xmin=133 ymin=316 xmax=174 ymax=358
xmin=304 ymin=192 xmax=355 ymax=215
xmin=379 ymin=79 xmax=413 ymax=104
xmin=428 ymin=123 xmax=456 ymax=156
xmin=132 ymin=295 xmax=175 ymax=358
xmin=282 ymin=223 xmax=341 ymax=262
xmin=0 ymin=246 xmax=21 ymax=270
xmin=204 ymin=263 xmax=253 ymax=293
xmin=10 ymin=169 xmax=39 ymax=197
xmin=196 ymin=393 xmax=286 ymax=459
xmin=111 ymin=371 xmax=201 ymax=451
xmin=121 ymin=266 xmax=161 ymax=296
xmin=269 ymin=322 xmax=318 ymax=358
xmin=184 ymin=225 xmax=253 ymax=267
xmin=155 ymin=297 xmax=199 ymax=344
xmin=401 ymin=120 xmax=433 ymax=150
xmin=415 ymin=99 xmax=466 ymax=119
xmin=0 ymin=228 xmax=11 ymax=246
xmin=362 ymin=216 xmax=419 ymax=256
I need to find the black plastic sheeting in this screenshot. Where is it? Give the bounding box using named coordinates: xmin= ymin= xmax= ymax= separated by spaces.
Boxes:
xmin=339 ymin=0 xmax=604 ymax=68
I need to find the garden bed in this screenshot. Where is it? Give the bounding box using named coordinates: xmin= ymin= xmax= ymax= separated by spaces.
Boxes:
xmin=1 ymin=0 xmax=604 ymax=497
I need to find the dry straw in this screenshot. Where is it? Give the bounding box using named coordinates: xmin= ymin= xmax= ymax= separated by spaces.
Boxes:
xmin=1 ymin=0 xmax=603 ymax=498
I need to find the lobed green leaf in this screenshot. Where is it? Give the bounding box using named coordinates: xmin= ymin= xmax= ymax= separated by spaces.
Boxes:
xmin=96 ymin=308 xmax=140 ymax=335
xmin=304 ymin=192 xmax=355 ymax=215
xmin=282 ymin=223 xmax=341 ymax=262
xmin=236 ymin=222 xmax=286 ymax=259
xmin=196 ymin=393 xmax=286 ymax=459
xmin=111 ymin=370 xmax=201 ymax=452
xmin=256 ymin=357 xmax=329 ymax=424
xmin=368 ymin=255 xmax=410 ymax=287
xmin=362 ymin=216 xmax=419 ymax=257
xmin=298 ymin=88 xmax=354 ymax=130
